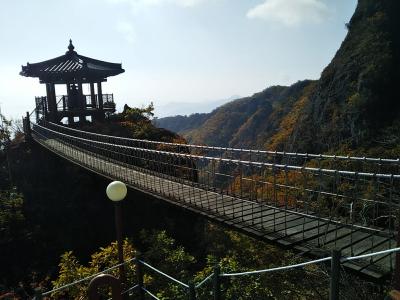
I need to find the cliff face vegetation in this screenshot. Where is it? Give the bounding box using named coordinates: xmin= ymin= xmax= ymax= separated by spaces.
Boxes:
xmin=156 ymin=0 xmax=400 ymax=157
xmin=291 ymin=0 xmax=400 ymax=154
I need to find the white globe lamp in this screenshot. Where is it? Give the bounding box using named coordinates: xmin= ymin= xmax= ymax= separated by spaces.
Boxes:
xmin=106 ymin=181 xmax=127 ymax=202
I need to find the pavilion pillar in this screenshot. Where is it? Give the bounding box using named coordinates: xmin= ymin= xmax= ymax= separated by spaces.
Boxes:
xmin=46 ymin=83 xmax=57 ymax=122
xmin=78 ymin=83 xmax=85 ymax=123
xmin=67 ymin=83 xmax=74 ymax=125
xmin=90 ymin=83 xmax=96 ymax=108
xmin=50 ymin=84 xmax=57 ymax=121
xmin=97 ymin=82 xmax=104 ymax=121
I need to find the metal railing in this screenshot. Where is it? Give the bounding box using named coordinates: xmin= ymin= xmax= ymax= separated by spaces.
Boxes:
xmin=33 ymin=247 xmax=400 ymax=300
xmin=28 ymin=122 xmax=400 ymax=273
xmin=35 ymin=94 xmax=114 ymax=114
xmin=44 ymin=121 xmax=400 ymax=175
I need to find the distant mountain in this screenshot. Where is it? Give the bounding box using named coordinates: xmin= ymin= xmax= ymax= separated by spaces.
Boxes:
xmin=154 ymin=82 xmax=313 ymax=147
xmin=153 ymin=112 xmax=210 ymax=135
xmin=155 ymin=0 xmax=400 ymax=157
xmin=153 ymin=96 xmax=240 ymax=118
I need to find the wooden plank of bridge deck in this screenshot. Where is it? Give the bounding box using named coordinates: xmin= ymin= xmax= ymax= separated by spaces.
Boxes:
xmin=190 ymin=192 xmax=254 ymax=214
xmin=37 ymin=137 xmax=396 ymax=279
xmin=191 ymin=192 xmax=249 ymax=216
xmin=189 ymin=193 xmax=295 ymax=227
xmin=228 ymin=203 xmax=306 ymax=223
xmin=183 ymin=194 xmax=246 ymax=218
xmin=226 ymin=206 xmax=277 ymax=225
xmin=274 ymin=222 xmax=346 ymax=249
xmin=308 ymin=226 xmax=357 ymax=248
xmin=323 ymin=230 xmax=372 ymax=253
xmin=239 ymin=213 xmax=301 ymax=233
xmin=362 ymin=239 xmax=395 ymax=268
xmin=175 ymin=187 xmax=262 ymax=222
xmin=177 ymin=187 xmax=255 ymax=216
xmin=260 ymin=221 xmax=343 ymax=251
xmin=228 ymin=205 xmax=287 ymax=221
xmin=286 ymin=225 xmax=355 ymax=253
xmin=255 ymin=215 xmax=308 ymax=234
xmin=270 ymin=217 xmax=324 ymax=237
xmin=347 ymin=234 xmax=389 ymax=255
xmin=339 ymin=234 xmax=394 ymax=275
xmin=234 ymin=210 xmax=308 ymax=235
xmin=340 ymin=238 xmax=395 ymax=278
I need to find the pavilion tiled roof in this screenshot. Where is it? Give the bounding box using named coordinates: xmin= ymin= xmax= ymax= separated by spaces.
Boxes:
xmin=20 ymin=40 xmax=124 ymax=83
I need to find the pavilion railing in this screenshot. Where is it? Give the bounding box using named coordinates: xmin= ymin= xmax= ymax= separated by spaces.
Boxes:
xmin=35 ymin=94 xmax=115 ymax=115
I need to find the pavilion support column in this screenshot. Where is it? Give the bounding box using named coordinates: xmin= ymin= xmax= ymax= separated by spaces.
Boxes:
xmin=50 ymin=83 xmax=57 ymax=122
xmin=78 ymin=83 xmax=85 ymax=123
xmin=66 ymin=83 xmax=72 ymax=110
xmin=90 ymin=83 xmax=96 ymax=108
xmin=66 ymin=84 xmax=74 ymax=125
xmin=97 ymin=82 xmax=104 ymax=121
xmin=46 ymin=83 xmax=57 ymax=122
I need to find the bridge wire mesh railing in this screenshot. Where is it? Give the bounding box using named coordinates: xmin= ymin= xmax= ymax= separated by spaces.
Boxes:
xmin=30 ymin=122 xmax=400 ymax=274
xmin=44 ymin=121 xmax=400 ymax=173
xmin=34 ymin=247 xmax=400 ymax=300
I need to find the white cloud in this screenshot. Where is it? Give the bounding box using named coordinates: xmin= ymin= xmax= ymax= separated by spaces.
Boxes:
xmin=116 ymin=21 xmax=136 ymax=44
xmin=247 ymin=0 xmax=330 ymax=27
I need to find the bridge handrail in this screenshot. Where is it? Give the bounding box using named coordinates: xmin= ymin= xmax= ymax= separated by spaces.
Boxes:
xmin=138 ymin=260 xmax=189 ymax=288
xmin=142 ymin=286 xmax=161 ymax=299
xmin=195 ymin=272 xmax=214 ymax=288
xmin=33 ymin=123 xmax=400 ymax=179
xmin=42 ymin=257 xmax=136 ymax=296
xmin=29 ymin=108 xmax=36 ymax=118
xmin=342 ymin=246 xmax=400 ymax=262
xmin=220 ymin=256 xmax=332 ymax=277
xmin=220 ymin=246 xmax=400 ymax=277
xmin=36 ymin=246 xmax=400 ymax=297
xmin=46 ymin=121 xmax=400 ymax=164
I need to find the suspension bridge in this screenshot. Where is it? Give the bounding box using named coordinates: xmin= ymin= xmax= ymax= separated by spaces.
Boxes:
xmin=24 ymin=117 xmax=400 ymax=282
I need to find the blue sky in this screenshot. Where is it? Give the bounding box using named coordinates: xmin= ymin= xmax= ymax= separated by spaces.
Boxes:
xmin=0 ymin=0 xmax=357 ymax=119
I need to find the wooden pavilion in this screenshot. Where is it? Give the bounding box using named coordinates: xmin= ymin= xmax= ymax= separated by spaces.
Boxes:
xmin=20 ymin=40 xmax=125 ymax=124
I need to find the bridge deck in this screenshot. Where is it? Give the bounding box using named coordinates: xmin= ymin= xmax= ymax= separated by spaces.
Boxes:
xmin=34 ymin=136 xmax=396 ymax=280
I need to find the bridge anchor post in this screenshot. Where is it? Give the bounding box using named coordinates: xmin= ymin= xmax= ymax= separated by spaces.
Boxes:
xmin=213 ymin=265 xmax=221 ymax=300
xmin=393 ymin=225 xmax=400 ymax=291
xmin=23 ymin=111 xmax=32 ymax=140
xmin=329 ymin=249 xmax=341 ymax=300
xmin=135 ymin=252 xmax=145 ymax=300
xmin=188 ymin=281 xmax=196 ymax=300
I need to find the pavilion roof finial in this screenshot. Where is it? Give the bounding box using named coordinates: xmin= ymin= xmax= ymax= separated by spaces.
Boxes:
xmin=68 ymin=39 xmax=75 ymax=53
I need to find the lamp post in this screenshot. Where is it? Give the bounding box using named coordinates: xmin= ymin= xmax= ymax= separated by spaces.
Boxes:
xmin=106 ymin=181 xmax=128 ymax=288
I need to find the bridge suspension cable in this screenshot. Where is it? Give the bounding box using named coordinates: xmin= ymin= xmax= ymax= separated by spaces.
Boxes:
xmin=33 ymin=123 xmax=400 ymax=179
xmin=46 ymin=121 xmax=400 ymax=165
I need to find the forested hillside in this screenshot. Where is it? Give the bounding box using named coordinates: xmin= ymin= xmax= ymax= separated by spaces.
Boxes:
xmin=156 ymin=0 xmax=400 ymax=157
